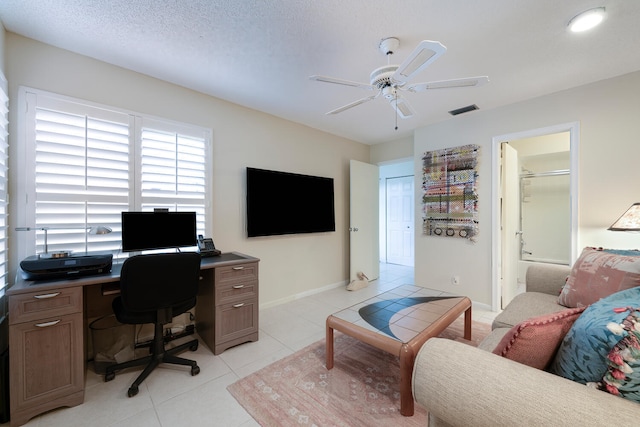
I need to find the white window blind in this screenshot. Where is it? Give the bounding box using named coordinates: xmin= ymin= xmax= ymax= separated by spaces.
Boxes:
xmin=138 ymin=122 xmax=207 ymax=231
xmin=20 ymin=89 xmax=211 ymax=258
xmin=32 ymin=99 xmax=131 ymax=255
xmin=0 ymin=73 xmax=8 ymax=312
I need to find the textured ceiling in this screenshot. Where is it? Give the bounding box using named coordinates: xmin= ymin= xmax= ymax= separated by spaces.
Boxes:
xmin=1 ymin=0 xmax=639 ymax=144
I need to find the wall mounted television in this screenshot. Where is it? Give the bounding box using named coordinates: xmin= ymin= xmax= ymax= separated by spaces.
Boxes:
xmin=246 ymin=167 xmax=336 ymax=237
xmin=121 ymin=211 xmax=197 ymax=252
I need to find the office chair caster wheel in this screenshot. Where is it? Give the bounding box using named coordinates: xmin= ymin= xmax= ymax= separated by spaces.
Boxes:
xmin=191 ymin=365 xmax=200 ymax=376
xmin=105 ymin=372 xmax=115 ymax=382
xmin=190 ymin=342 xmax=198 ymax=351
xmin=128 ymin=385 xmax=139 ymax=397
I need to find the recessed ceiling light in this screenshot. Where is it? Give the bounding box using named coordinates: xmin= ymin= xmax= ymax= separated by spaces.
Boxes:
xmin=568 ymin=7 xmax=606 ymax=32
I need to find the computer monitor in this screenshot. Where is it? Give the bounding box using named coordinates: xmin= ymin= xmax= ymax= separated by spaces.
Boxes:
xmin=121 ymin=211 xmax=197 ymax=252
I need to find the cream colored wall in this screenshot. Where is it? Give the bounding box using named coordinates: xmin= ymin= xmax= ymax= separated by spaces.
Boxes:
xmin=5 ymin=33 xmax=370 ymax=307
xmin=370 ymin=135 xmax=413 ymax=164
xmin=412 ymin=70 xmax=640 ymax=306
xmin=509 ymin=133 xmax=570 ymax=156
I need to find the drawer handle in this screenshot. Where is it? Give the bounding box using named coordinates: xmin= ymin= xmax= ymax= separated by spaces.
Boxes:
xmin=232 ymin=266 xmax=244 ymax=271
xmin=35 ymin=320 xmax=61 ymax=328
xmin=34 ymin=292 xmax=61 ymax=299
xmin=232 ymin=303 xmax=245 ymax=308
xmin=232 ymin=284 xmax=245 ymax=289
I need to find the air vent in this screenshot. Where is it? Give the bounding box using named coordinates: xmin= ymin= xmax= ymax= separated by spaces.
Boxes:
xmin=448 ymin=104 xmax=479 ymax=116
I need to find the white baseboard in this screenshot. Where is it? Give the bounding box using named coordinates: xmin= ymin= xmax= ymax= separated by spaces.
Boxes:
xmin=259 ymin=280 xmax=348 ymax=310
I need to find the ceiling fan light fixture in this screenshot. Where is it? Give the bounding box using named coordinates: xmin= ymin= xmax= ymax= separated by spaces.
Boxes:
xmin=568 ymin=7 xmax=605 ymax=32
xmin=310 ymin=37 xmax=487 ymax=118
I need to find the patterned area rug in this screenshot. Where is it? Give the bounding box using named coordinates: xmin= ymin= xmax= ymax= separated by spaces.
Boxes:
xmin=227 ymin=317 xmax=491 ymax=426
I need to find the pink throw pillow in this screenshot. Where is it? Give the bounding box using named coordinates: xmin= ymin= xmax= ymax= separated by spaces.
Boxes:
xmin=558 ymin=247 xmax=640 ymax=308
xmin=492 ymin=307 xmax=586 ymax=370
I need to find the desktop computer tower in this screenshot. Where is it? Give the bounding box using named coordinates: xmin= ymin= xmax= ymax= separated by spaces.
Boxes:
xmin=0 ymin=316 xmax=8 ymax=424
xmin=0 ymin=347 xmax=8 ymax=424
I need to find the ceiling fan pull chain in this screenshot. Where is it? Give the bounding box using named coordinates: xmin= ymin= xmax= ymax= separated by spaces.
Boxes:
xmin=394 ymin=91 xmax=398 ymax=130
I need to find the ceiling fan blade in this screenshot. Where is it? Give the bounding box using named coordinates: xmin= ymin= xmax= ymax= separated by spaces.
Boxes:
xmin=406 ymin=76 xmax=489 ymax=92
xmin=325 ymin=93 xmax=380 ymax=115
xmin=309 ymin=75 xmax=375 ymax=91
xmin=392 ymin=40 xmax=446 ymax=85
xmin=389 ymin=96 xmax=415 ymax=119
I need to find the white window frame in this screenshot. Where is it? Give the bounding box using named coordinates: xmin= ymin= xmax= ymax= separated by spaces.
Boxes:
xmin=15 ymin=87 xmax=212 ymax=261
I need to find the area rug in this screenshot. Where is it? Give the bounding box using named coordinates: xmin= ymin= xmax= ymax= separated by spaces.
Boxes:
xmin=227 ymin=318 xmax=491 ymax=427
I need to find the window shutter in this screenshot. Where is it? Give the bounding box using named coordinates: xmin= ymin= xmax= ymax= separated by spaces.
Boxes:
xmin=0 ymin=73 xmax=8 ymax=311
xmin=33 ymin=103 xmax=130 ymax=254
xmin=19 ymin=89 xmax=211 ymax=259
xmin=139 ymin=123 xmax=207 ymax=231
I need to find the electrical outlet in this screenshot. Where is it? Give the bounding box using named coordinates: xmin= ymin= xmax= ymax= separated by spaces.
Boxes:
xmin=451 ymin=276 xmax=460 ymax=285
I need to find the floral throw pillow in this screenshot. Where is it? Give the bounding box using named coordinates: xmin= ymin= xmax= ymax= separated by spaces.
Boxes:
xmin=550 ymin=287 xmax=640 ymax=385
xmin=558 ymin=247 xmax=640 ymax=308
xmin=586 ymin=307 xmax=640 ymax=402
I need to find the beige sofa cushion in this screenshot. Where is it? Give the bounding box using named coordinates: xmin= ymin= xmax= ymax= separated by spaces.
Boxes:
xmin=413 ymin=338 xmax=640 ymax=427
xmin=492 ymin=291 xmax=566 ymax=330
xmin=478 ymin=328 xmax=509 ymax=351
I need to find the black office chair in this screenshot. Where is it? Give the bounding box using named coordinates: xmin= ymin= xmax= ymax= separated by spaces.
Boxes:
xmin=104 ymin=252 xmax=202 ymax=397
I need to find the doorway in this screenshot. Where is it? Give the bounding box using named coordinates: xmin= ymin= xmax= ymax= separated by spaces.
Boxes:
xmin=511 ymin=135 xmax=571 ymax=266
xmin=379 ymin=161 xmax=414 ymax=267
xmin=386 ymin=175 xmax=414 ymax=266
xmin=350 ymin=160 xmax=380 ymax=282
xmin=492 ymin=123 xmax=579 ymax=311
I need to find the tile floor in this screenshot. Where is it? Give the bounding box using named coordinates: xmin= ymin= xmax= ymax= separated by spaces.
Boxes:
xmin=12 ymin=263 xmax=499 ymax=427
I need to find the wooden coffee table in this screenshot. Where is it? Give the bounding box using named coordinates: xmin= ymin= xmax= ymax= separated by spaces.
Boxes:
xmin=326 ymin=286 xmax=471 ymax=416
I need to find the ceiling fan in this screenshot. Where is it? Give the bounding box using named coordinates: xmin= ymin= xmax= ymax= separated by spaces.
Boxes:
xmin=310 ymin=37 xmax=489 ymax=119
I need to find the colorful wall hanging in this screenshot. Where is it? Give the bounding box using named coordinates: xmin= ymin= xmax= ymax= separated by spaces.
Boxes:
xmin=422 ymin=144 xmax=479 ymax=240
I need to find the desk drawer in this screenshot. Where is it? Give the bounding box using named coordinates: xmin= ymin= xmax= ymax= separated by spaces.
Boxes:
xmin=215 ymin=297 xmax=258 ymax=345
xmin=215 ymin=262 xmax=258 ymax=284
xmin=216 ymin=280 xmax=257 ymax=304
xmin=9 ymin=287 xmax=82 ymax=325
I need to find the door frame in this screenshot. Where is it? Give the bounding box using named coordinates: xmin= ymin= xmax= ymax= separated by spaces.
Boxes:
xmin=491 ymin=122 xmax=580 ymax=312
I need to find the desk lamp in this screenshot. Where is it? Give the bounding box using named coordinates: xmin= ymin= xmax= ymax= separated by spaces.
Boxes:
xmin=15 ymin=225 xmax=112 ymax=258
xmin=608 ymin=203 xmax=640 ymax=231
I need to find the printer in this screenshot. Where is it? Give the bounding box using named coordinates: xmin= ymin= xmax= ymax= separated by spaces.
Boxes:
xmin=20 ymin=253 xmax=113 ymax=281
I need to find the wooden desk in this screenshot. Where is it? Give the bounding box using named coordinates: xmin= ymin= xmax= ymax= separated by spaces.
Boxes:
xmin=7 ymin=252 xmax=259 ymax=427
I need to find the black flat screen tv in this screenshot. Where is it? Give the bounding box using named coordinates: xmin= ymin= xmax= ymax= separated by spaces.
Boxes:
xmin=246 ymin=167 xmax=336 ymax=237
xmin=121 ymin=211 xmax=197 ymax=252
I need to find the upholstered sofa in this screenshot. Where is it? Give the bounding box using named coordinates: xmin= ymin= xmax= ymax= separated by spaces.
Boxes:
xmin=412 ymin=260 xmax=640 ymax=426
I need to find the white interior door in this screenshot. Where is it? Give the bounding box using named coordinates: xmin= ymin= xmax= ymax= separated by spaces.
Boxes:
xmin=501 ymin=143 xmax=520 ymax=308
xmin=350 ymin=160 xmax=379 ymax=281
xmin=386 ymin=176 xmax=414 ymax=266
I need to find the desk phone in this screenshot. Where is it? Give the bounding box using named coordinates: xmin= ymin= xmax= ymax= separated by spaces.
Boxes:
xmin=198 ymin=235 xmax=221 ymax=257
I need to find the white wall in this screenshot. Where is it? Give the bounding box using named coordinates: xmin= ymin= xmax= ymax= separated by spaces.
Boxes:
xmin=408 ymin=70 xmax=640 ymax=306
xmin=0 ymin=22 xmax=5 ymax=72
xmin=5 ymin=33 xmax=370 ymax=307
